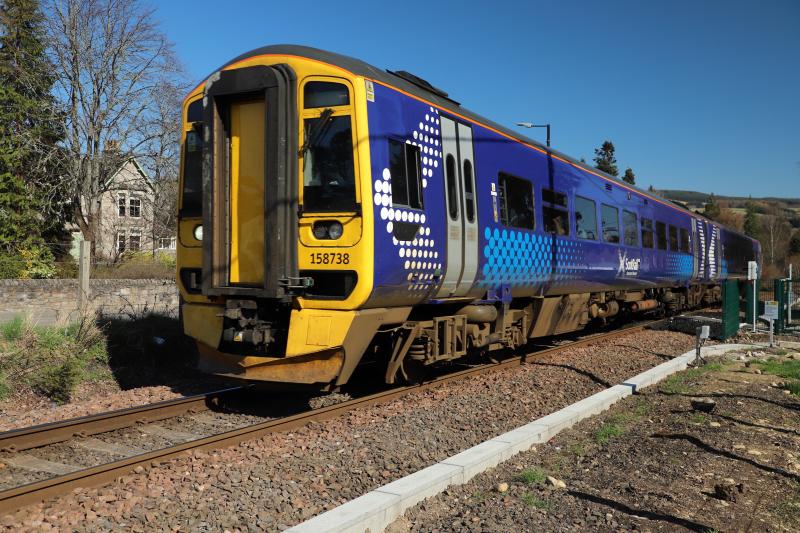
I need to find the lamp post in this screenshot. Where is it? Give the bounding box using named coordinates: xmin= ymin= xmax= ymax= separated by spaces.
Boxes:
xmin=516 ymin=122 xmax=551 ymax=147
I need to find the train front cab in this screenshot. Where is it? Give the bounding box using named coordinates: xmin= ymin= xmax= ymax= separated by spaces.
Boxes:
xmin=176 ymin=55 xmax=398 ymax=388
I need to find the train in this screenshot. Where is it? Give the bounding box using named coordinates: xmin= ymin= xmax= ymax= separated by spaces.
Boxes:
xmin=176 ymin=45 xmax=760 ymax=388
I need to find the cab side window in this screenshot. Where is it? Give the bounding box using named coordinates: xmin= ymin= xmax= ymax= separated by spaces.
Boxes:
xmin=388 ymin=139 xmax=423 ymax=209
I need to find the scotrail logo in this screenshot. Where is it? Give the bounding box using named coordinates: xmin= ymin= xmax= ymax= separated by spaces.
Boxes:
xmin=618 ymin=250 xmax=641 ymax=277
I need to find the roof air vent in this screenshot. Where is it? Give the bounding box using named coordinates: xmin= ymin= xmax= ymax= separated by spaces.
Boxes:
xmin=386 ymin=70 xmax=459 ymax=104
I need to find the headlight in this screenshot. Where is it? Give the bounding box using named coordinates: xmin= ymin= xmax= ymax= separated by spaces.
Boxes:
xmin=327 ymin=221 xmax=344 ymax=240
xmin=312 ymin=220 xmax=344 ymax=240
xmin=193 ymin=224 xmax=203 ymax=241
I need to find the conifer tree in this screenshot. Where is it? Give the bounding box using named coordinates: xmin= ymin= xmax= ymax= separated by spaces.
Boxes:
xmin=704 ymin=193 xmax=721 ymax=220
xmin=744 ymin=198 xmax=760 ymax=237
xmin=622 ymin=167 xmax=635 ymax=185
xmin=0 ymin=0 xmax=63 ymax=244
xmin=593 ymin=141 xmax=618 ymax=176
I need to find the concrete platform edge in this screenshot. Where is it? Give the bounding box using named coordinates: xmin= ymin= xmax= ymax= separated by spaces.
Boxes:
xmin=284 ymin=343 xmax=750 ymax=533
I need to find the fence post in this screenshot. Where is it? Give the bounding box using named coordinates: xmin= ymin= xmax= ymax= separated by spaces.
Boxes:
xmin=78 ymin=240 xmax=91 ymax=312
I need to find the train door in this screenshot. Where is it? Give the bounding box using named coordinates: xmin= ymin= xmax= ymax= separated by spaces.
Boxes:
xmin=229 ymin=99 xmax=266 ymax=285
xmin=436 ymin=116 xmax=478 ymax=297
xmin=691 ymin=218 xmax=699 ymax=279
xmin=695 ymin=218 xmax=708 ymax=280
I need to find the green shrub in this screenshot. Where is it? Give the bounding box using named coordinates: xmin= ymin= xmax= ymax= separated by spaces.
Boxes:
xmin=92 ymin=251 xmax=175 ymax=279
xmin=0 ymin=315 xmax=108 ymax=403
xmin=0 ymin=245 xmax=57 ymax=279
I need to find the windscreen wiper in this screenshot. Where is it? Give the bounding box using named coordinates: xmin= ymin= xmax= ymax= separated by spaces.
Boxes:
xmin=298 ymin=108 xmax=334 ymax=157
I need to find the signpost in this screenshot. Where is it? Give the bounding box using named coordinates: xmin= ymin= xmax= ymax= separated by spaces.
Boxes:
xmin=762 ymin=300 xmax=779 ymax=347
xmin=748 ymin=260 xmax=758 ymax=332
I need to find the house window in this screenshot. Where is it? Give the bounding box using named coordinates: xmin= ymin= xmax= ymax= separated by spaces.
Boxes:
xmin=159 ymin=237 xmax=176 ymax=250
xmin=642 ymin=218 xmax=654 ymax=248
xmin=656 ymin=221 xmax=667 ymax=250
xmin=118 ymin=195 xmax=126 ymax=217
xmin=388 ymin=138 xmax=423 ymax=209
xmin=622 ymin=210 xmax=638 ymax=246
xmin=601 ymin=204 xmax=620 ymax=243
xmin=116 ymin=231 xmax=126 ymax=253
xmin=542 ymin=188 xmax=569 ymax=236
xmin=498 ymin=172 xmax=534 ymax=230
xmin=129 ymin=230 xmax=141 ymax=252
xmin=574 ymin=196 xmax=597 ymax=240
xmin=129 ymin=197 xmax=141 ymax=218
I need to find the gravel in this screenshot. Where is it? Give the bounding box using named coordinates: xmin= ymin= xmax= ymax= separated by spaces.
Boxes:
xmin=1 ymin=329 xmax=700 ymax=532
xmin=393 ymin=348 xmax=800 ymax=532
xmin=0 ymin=378 xmax=236 ymax=433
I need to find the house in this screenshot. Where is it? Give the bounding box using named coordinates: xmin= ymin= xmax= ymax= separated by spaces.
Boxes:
xmin=72 ymin=158 xmax=175 ymax=261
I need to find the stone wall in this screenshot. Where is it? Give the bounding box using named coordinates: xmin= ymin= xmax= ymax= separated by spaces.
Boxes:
xmin=0 ymin=279 xmax=178 ymax=325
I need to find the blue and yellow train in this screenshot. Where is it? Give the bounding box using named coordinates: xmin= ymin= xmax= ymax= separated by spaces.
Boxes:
xmin=176 ymin=45 xmax=759 ymax=387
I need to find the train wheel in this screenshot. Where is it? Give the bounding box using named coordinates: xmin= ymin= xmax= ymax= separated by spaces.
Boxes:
xmin=398 ymin=357 xmax=427 ymax=385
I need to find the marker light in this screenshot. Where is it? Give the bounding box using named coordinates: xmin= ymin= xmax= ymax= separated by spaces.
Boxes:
xmin=193 ymin=224 xmax=203 ymax=241
xmin=312 ymin=221 xmax=344 ymax=240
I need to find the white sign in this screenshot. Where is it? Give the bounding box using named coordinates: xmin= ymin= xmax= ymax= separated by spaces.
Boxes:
xmin=763 ymin=300 xmax=779 ymax=320
xmin=748 ymin=261 xmax=758 ymax=281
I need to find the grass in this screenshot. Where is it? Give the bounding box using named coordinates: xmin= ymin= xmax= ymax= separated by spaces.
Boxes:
xmin=660 ymin=363 xmax=725 ymax=394
xmin=514 ymin=468 xmax=547 ymax=485
xmin=753 ymin=359 xmax=800 ymax=397
xmin=569 ymin=443 xmax=586 ymax=457
xmin=594 ymin=423 xmax=624 ymax=444
xmin=521 ymin=492 xmax=550 ymax=509
xmin=471 ymin=490 xmax=487 ymax=503
xmin=0 ymin=315 xmax=109 ymax=403
xmin=689 ymin=413 xmax=707 ymax=424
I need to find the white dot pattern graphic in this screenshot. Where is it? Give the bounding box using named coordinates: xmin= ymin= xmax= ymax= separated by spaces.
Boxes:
xmin=374 ymin=107 xmax=444 ymax=294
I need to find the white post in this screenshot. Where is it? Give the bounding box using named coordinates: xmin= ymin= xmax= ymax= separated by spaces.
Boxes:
xmin=78 ymin=240 xmax=91 ymax=312
xmin=768 ymin=318 xmax=774 ymax=347
xmin=753 ymin=280 xmax=757 ymax=333
xmin=789 ymin=264 xmax=793 ymax=326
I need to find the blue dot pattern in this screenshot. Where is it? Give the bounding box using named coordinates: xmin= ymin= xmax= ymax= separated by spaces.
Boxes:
xmin=479 ymin=227 xmax=584 ymax=287
xmin=666 ymin=253 xmax=694 ymax=279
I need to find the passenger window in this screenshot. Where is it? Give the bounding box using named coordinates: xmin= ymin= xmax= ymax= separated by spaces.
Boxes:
xmin=446 ymin=155 xmax=458 ymax=220
xmin=601 ymin=204 xmax=620 ymax=243
xmin=622 ymin=210 xmax=638 ymax=246
xmin=542 ymin=189 xmax=567 ymax=207
xmin=642 ymin=218 xmax=654 ymax=248
xmin=668 ymin=225 xmax=679 ymax=251
xmin=498 ymin=172 xmax=534 ymax=230
xmin=463 ymin=160 xmax=475 ymax=223
xmin=304 ymin=81 xmax=350 ymax=108
xmin=542 ymin=188 xmax=569 ymax=235
xmin=574 ymin=196 xmax=597 ymax=240
xmin=656 ymin=221 xmax=667 ymax=250
xmin=388 ymin=139 xmax=423 ymax=209
xmin=680 ymin=228 xmax=690 ymax=253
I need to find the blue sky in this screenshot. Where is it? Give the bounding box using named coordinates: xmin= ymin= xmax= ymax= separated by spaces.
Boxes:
xmin=155 ymin=0 xmax=799 ymax=198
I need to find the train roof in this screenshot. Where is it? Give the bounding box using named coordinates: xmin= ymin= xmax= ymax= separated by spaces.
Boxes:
xmin=211 ymin=44 xmax=755 ymax=243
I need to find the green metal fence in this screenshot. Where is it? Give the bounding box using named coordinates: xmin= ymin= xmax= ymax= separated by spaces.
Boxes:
xmin=722 ymin=277 xmax=800 ymax=338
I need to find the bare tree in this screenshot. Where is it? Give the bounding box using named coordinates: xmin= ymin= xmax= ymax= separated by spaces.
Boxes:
xmin=760 ymin=204 xmax=792 ymax=267
xmin=43 ymin=0 xmax=186 ymax=249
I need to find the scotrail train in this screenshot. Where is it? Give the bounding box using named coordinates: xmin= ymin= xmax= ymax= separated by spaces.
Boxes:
xmin=176 ymin=45 xmax=759 ymax=387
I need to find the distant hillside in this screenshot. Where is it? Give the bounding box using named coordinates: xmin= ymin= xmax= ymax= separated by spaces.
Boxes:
xmin=657 ymin=190 xmax=800 ymax=209
xmin=653 ymin=189 xmax=800 ymax=234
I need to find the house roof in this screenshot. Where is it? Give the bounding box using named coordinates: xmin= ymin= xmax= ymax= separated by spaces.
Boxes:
xmin=104 ymin=157 xmax=154 ymax=192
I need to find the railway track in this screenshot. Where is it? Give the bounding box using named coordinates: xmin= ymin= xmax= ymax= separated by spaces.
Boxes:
xmin=0 ymin=320 xmax=663 ymax=515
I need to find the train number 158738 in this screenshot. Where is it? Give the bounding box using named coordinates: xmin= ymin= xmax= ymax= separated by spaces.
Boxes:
xmin=309 ymin=252 xmax=350 ymax=265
